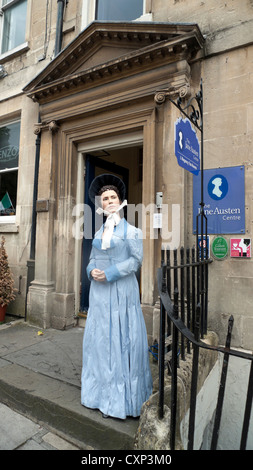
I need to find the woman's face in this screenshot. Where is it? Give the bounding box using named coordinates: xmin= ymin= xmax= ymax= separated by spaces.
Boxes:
xmin=101 ymin=190 xmax=120 ymax=213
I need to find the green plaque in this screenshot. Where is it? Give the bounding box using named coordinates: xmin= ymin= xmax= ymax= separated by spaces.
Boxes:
xmin=211 ymin=237 xmax=228 ymax=260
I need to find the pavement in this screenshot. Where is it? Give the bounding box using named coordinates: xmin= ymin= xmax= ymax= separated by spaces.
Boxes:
xmin=0 ymin=318 xmax=157 ymax=451
xmin=0 ymin=402 xmax=81 ymax=450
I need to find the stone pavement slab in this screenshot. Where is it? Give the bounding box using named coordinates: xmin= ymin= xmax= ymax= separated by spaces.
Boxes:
xmin=0 ymin=402 xmax=40 ymax=450
xmin=0 ymin=322 xmax=82 ymax=386
xmin=0 ymin=402 xmax=81 ymax=450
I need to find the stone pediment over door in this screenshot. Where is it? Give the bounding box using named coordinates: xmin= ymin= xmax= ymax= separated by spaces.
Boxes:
xmin=24 ymin=21 xmax=204 ymax=104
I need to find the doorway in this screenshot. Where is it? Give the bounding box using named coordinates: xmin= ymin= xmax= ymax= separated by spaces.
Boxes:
xmin=75 ymin=138 xmax=143 ymax=314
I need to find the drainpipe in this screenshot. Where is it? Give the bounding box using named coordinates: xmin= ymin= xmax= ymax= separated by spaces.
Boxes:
xmin=25 ymin=114 xmax=41 ymax=321
xmin=54 ymin=0 xmax=66 ymax=57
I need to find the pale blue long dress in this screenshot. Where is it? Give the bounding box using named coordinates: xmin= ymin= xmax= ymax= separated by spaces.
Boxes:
xmin=81 ymin=218 xmax=152 ymax=419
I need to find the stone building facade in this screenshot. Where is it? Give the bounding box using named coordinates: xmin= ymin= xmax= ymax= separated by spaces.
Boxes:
xmin=0 ymin=0 xmax=252 ymax=350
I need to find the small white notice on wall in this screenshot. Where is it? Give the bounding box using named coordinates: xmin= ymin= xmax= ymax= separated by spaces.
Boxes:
xmin=153 ymin=213 xmax=162 ymax=229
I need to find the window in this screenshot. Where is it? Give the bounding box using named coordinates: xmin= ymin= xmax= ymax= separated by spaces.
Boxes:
xmin=1 ymin=0 xmax=27 ymax=54
xmin=95 ymin=0 xmax=143 ymax=22
xmin=0 ymin=121 xmax=20 ymax=221
xmin=81 ymin=1 xmax=149 ymax=31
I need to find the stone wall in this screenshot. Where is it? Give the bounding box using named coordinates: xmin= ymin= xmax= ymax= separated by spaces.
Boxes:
xmin=152 ymin=2 xmax=253 ymax=350
xmin=135 ymin=331 xmax=218 ymax=450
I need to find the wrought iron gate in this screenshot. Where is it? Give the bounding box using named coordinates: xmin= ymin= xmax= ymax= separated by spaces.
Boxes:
xmin=158 ymin=247 xmax=253 ymax=450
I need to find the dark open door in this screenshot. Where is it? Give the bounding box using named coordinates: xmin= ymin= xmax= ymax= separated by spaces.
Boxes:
xmin=80 ymin=154 xmax=129 ymax=312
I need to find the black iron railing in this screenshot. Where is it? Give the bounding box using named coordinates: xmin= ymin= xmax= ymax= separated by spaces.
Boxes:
xmin=158 ymin=248 xmax=253 ymax=450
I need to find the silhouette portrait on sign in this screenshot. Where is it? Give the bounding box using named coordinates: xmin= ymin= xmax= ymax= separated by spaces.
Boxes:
xmin=211 ymin=177 xmax=223 ymax=198
xmin=178 ymin=130 xmax=183 ymax=150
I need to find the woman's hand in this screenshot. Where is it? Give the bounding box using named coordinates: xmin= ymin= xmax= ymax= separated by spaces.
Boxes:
xmin=91 ymin=269 xmax=106 ymax=282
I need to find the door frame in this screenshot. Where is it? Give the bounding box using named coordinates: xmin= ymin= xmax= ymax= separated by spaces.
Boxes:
xmin=75 ymin=130 xmax=143 ymax=314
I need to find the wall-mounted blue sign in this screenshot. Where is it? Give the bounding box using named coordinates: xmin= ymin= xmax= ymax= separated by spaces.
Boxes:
xmin=193 ymin=166 xmax=245 ymax=234
xmin=174 ymin=117 xmax=200 ymax=175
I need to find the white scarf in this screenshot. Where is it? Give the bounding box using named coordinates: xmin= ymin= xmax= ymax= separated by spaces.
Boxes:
xmin=96 ymin=200 xmax=127 ymax=250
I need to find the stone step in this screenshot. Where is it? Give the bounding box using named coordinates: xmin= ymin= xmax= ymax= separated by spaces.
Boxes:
xmin=0 ymin=362 xmax=139 ymax=450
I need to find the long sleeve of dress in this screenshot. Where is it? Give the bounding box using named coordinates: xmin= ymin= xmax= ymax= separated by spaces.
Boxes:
xmin=104 ymin=228 xmax=143 ymax=282
xmin=86 ymin=246 xmax=96 ymax=281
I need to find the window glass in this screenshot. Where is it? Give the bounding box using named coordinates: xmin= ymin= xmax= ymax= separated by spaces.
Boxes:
xmin=1 ymin=0 xmax=27 ymax=54
xmin=0 ymin=121 xmax=20 ymax=217
xmin=96 ymin=0 xmax=143 ymax=22
xmin=0 ymin=122 xmax=19 ymax=171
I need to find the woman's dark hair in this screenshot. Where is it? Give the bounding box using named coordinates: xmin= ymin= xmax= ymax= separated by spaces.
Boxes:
xmin=98 ymin=185 xmax=121 ymax=201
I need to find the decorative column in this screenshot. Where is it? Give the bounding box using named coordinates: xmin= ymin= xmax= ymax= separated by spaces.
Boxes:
xmin=27 ymin=121 xmax=59 ymax=329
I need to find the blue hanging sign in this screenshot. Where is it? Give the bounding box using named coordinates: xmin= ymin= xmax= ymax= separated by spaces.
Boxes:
xmin=193 ymin=166 xmax=245 ymax=234
xmin=174 ymin=117 xmax=200 ymax=175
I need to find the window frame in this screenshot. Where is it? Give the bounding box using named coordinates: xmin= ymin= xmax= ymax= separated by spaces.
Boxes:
xmin=0 ymin=0 xmax=29 ymax=61
xmin=0 ymin=119 xmax=20 ymax=225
